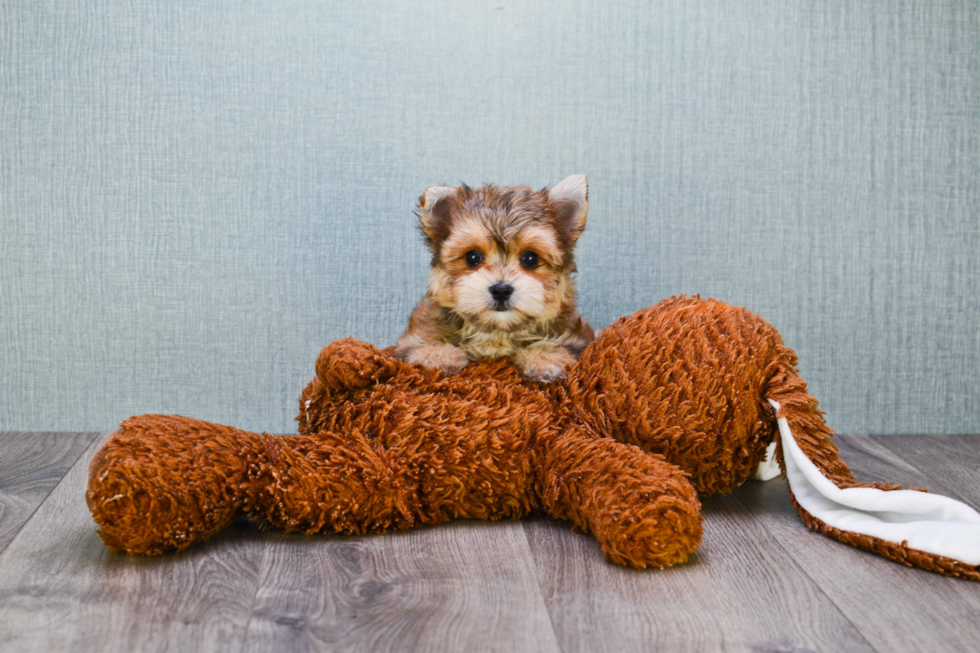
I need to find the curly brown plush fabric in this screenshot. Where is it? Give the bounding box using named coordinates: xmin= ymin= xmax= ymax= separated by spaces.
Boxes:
xmin=86 ymin=296 xmax=979 ymax=579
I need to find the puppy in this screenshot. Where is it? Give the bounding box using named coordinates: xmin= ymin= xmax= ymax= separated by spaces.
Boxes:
xmin=394 ymin=174 xmax=595 ymax=382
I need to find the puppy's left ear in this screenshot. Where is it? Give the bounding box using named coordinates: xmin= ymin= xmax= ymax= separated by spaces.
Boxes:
xmin=548 ymin=174 xmax=588 ymax=246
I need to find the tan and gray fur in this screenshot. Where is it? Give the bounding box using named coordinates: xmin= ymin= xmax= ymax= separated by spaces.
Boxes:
xmin=395 ymin=175 xmax=595 ymax=382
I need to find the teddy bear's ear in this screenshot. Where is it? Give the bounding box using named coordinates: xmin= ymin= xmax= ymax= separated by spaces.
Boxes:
xmin=418 ymin=185 xmax=458 ymax=243
xmin=548 ymin=174 xmax=589 ymax=246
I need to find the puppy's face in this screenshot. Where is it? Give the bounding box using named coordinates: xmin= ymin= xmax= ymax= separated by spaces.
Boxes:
xmin=418 ymin=175 xmax=588 ymax=332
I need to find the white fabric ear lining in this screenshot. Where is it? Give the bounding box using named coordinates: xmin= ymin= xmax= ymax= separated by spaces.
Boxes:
xmin=768 ymin=399 xmax=980 ymax=566
xmin=754 ymin=441 xmax=780 ymax=481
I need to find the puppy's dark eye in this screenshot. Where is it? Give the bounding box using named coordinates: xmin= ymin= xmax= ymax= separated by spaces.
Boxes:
xmin=519 ymin=251 xmax=539 ymax=269
xmin=465 ymin=250 xmax=484 ymax=268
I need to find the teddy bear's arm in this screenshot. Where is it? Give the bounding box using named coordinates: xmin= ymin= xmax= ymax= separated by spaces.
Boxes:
xmin=536 ymin=426 xmax=704 ymax=569
xmin=315 ymin=337 xmax=407 ymax=392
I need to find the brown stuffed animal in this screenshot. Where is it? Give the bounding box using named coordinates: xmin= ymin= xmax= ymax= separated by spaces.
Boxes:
xmin=86 ymin=296 xmax=980 ymax=579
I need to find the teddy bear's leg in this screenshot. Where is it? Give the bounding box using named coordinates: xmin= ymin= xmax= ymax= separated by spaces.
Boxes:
xmin=535 ymin=427 xmax=703 ymax=569
xmin=87 ymin=414 xmax=267 ymax=555
xmin=254 ymin=421 xmax=539 ymax=535
xmin=88 ymin=412 xmax=533 ymax=554
xmin=249 ymin=428 xmax=428 ymax=535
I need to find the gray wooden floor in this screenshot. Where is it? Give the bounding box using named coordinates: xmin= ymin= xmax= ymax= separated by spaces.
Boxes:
xmin=0 ymin=432 xmax=978 ymax=652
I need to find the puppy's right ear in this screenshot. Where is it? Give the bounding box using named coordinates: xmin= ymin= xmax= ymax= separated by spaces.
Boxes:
xmin=418 ymin=186 xmax=457 ymax=243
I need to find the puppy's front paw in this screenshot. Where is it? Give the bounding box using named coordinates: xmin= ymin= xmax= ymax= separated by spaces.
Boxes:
xmin=401 ymin=343 xmax=470 ymax=375
xmin=513 ymin=346 xmax=577 ymax=383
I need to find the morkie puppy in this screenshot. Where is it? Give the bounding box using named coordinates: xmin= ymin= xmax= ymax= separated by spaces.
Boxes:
xmin=394 ymin=174 xmax=595 ymax=382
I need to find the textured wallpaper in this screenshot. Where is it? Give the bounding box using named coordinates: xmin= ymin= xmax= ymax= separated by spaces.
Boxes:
xmin=2 ymin=0 xmax=978 ymax=434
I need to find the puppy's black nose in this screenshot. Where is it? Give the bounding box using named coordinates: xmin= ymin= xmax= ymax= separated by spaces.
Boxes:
xmin=489 ymin=281 xmax=514 ymax=303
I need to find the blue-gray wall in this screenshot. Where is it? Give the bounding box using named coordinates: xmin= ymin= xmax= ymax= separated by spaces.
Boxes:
xmin=2 ymin=1 xmax=978 ymax=434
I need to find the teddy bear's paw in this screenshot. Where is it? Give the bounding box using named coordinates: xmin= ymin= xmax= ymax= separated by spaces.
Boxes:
xmin=513 ymin=346 xmax=576 ymax=383
xmin=317 ymin=337 xmax=397 ymax=390
xmin=403 ymin=343 xmax=470 ymax=375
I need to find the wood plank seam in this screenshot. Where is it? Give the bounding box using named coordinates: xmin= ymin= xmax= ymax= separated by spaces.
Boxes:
xmin=855 ymin=435 xmax=980 ymax=505
xmin=728 ymin=479 xmax=883 ymax=653
xmin=221 ymin=541 xmax=277 ymax=653
xmin=517 ymin=521 xmax=566 ymax=653
xmin=236 ymin=537 xmax=274 ymax=653
xmin=0 ymin=432 xmax=103 ymax=559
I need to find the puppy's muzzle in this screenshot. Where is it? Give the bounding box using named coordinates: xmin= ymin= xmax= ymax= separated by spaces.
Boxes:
xmin=489 ymin=282 xmax=514 ymax=310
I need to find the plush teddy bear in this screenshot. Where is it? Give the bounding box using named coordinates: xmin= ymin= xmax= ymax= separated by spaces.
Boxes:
xmin=86 ymin=296 xmax=980 ymax=579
